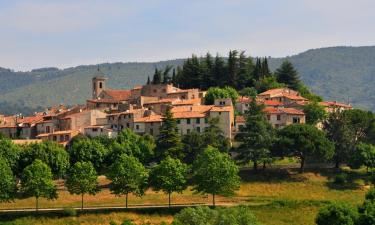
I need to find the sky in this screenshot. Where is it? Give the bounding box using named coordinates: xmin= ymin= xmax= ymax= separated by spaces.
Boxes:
xmin=0 ymin=0 xmax=375 ymax=71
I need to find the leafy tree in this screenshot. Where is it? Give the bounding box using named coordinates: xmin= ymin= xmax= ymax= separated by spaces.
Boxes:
xmin=344 ymin=109 xmax=373 ymax=145
xmin=358 ymin=188 xmax=375 ymax=225
xmin=192 ymin=146 xmax=240 ymax=206
xmin=0 ymin=138 xmax=21 ymax=172
xmin=275 ymin=60 xmax=301 ymax=90
xmin=69 ymin=137 xmax=108 ymax=172
xmin=277 ymin=124 xmax=334 ymax=172
xmin=107 ymin=154 xmax=149 ymax=208
xmin=216 ymin=206 xmax=260 ymax=225
xmin=239 ymin=87 xmax=257 ymax=98
xmin=349 ymin=142 xmax=375 ymax=172
xmin=150 ymin=157 xmax=188 ymax=207
xmin=20 ymin=141 xmax=69 ymax=178
xmin=298 ymin=84 xmax=323 ymax=102
xmin=201 ymin=117 xmax=231 ymax=152
xmin=302 ymin=102 xmax=327 ymax=125
xmin=315 ymin=202 xmax=358 ymax=225
xmin=66 ymin=161 xmax=99 ymax=209
xmin=236 ymin=99 xmax=274 ymax=170
xmin=324 ymin=110 xmax=354 ymax=168
xmin=260 ymin=57 xmax=271 ymax=78
xmin=109 ymin=129 xmax=155 ymax=164
xmin=182 ymin=131 xmax=204 ymax=164
xmin=0 ymin=157 xmax=16 ymax=202
xmin=254 ymin=76 xmax=285 ymax=93
xmin=21 ymin=159 xmax=57 ymax=211
xmin=156 ymin=107 xmax=183 ymax=160
xmin=204 ymin=86 xmax=239 ymax=105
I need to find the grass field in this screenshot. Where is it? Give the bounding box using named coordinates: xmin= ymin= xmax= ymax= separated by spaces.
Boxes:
xmin=0 ymin=167 xmax=371 ymax=225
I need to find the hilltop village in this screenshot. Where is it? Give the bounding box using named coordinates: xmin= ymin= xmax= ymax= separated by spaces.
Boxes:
xmin=0 ymin=68 xmax=351 ymax=145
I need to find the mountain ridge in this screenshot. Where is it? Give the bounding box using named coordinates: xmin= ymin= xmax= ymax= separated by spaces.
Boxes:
xmin=1 ymin=46 xmax=375 ymax=115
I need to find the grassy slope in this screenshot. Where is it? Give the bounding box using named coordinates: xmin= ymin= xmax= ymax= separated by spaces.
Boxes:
xmin=1 ymin=167 xmax=369 ymax=225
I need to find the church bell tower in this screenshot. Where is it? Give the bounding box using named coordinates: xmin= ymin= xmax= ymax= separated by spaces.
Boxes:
xmin=92 ymin=67 xmax=107 ymax=99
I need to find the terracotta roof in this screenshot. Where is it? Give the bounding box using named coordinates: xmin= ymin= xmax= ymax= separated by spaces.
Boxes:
xmin=171 ymin=105 xmax=213 ymax=113
xmin=283 ymin=94 xmax=307 ymax=101
xmin=263 ymin=107 xmax=305 ymax=115
xmin=18 ymin=115 xmax=44 ymax=125
xmin=102 ymin=89 xmax=132 ymax=101
xmin=235 ymin=116 xmax=246 ymax=123
xmin=134 ymin=115 xmax=163 ymax=123
xmin=258 ymin=88 xmax=298 ymax=96
xmin=320 ymin=101 xmax=352 ymax=109
xmin=144 ymin=98 xmax=175 ymax=105
xmin=172 ymin=98 xmax=202 ymax=106
xmin=173 ymin=111 xmax=206 ymax=119
xmin=263 ymin=100 xmax=284 ymax=106
xmin=210 ymin=106 xmax=233 ymax=112
xmin=237 ymin=96 xmax=252 ymax=103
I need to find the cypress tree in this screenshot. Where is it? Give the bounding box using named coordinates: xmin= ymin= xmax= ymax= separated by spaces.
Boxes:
xmin=171 ymin=68 xmax=176 ymax=85
xmin=152 ymin=68 xmax=162 ymax=84
xmin=275 ymin=60 xmax=301 ymax=90
xmin=203 ymin=53 xmax=214 ymax=89
xmin=213 ymin=54 xmax=226 ymax=87
xmin=162 ymin=66 xmax=172 ymax=84
xmin=253 ymin=58 xmax=262 ymax=81
xmin=261 ymin=57 xmax=271 ymax=77
xmin=226 ymin=50 xmax=239 ymax=87
xmin=236 ymin=51 xmax=253 ymax=90
xmin=156 ymin=107 xmax=184 ymax=161
xmin=147 ymin=76 xmax=151 ymax=85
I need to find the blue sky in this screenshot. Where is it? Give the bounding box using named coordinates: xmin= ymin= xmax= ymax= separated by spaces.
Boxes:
xmin=1 ymin=0 xmax=374 ymax=71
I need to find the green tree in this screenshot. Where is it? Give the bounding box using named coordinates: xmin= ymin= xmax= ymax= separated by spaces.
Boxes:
xmin=254 ymin=76 xmax=285 ymax=93
xmin=302 ymin=102 xmax=327 ymax=125
xmin=277 ymin=124 xmax=334 ymax=172
xmin=236 ymin=99 xmax=274 ymax=170
xmin=204 ymin=86 xmax=239 ymax=105
xmin=226 ymin=50 xmax=239 ymax=87
xmin=182 ymin=131 xmax=204 ymax=164
xmin=239 ymin=87 xmax=257 ymax=98
xmin=349 ymin=142 xmax=375 ymax=172
xmin=69 ymin=137 xmax=108 ymax=172
xmin=107 ymin=154 xmax=149 ymax=208
xmin=20 ymin=141 xmax=69 ymax=178
xmin=152 ymin=68 xmax=162 ymax=84
xmin=358 ymin=189 xmax=375 ymax=225
xmin=0 ymin=157 xmax=16 ymax=202
xmin=275 ymin=60 xmax=301 ymax=90
xmin=324 ymin=110 xmax=354 ymax=168
xmin=212 ymin=54 xmax=226 ymax=87
xmin=315 ymin=202 xmax=358 ymax=225
xmin=66 ymin=161 xmax=99 ymax=209
xmin=173 ymin=206 xmax=218 ymax=225
xmin=192 ymin=146 xmax=240 ymax=206
xmin=216 ymin=206 xmax=260 ymax=225
xmin=201 ymin=117 xmax=231 ymax=152
xmin=21 ymin=159 xmax=57 ymax=211
xmin=109 ymin=129 xmax=155 ymax=164
xmin=156 ymin=107 xmax=183 ymax=160
xmin=0 ymin=138 xmax=21 ymax=172
xmin=150 ymin=157 xmax=188 ymax=207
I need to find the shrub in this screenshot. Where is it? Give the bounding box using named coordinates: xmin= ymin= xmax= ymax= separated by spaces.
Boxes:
xmin=334 ymin=173 xmax=348 ymax=185
xmin=370 ymin=174 xmax=375 ymax=185
xmin=121 ymin=220 xmax=136 ymax=225
xmin=315 ymin=202 xmax=358 ymax=225
xmin=62 ymin=207 xmax=77 ymax=217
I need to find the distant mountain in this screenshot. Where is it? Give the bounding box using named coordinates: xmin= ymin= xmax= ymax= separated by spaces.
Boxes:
xmin=0 ymin=46 xmax=374 ymax=115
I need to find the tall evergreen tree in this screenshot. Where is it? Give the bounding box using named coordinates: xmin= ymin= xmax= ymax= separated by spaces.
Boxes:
xmin=202 ymin=52 xmax=214 ymax=89
xmin=226 ymin=50 xmax=239 ymax=87
xmin=236 ymin=99 xmax=274 ymax=170
xmin=212 ymin=54 xmax=226 ymax=87
xmin=236 ymin=51 xmax=253 ymax=90
xmin=261 ymin=58 xmax=271 ymax=78
xmin=275 ymin=60 xmax=301 ymax=90
xmin=162 ymin=66 xmax=172 ymax=84
xmin=147 ymin=76 xmax=151 ymax=85
xmin=156 ymin=107 xmax=184 ymax=160
xmin=171 ymin=68 xmax=176 ymax=85
xmin=152 ymin=68 xmax=162 ymax=84
xmin=253 ymin=58 xmax=262 ymax=81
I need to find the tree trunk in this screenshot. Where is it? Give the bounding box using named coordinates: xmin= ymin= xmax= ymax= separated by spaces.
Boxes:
xmin=253 ymin=161 xmax=258 ymax=171
xmin=300 ymin=157 xmax=305 ymax=173
xmin=126 ymin=193 xmax=128 ymax=208
xmin=263 ymin=161 xmax=266 ymax=170
xmin=168 ymin=192 xmax=171 ymax=207
xmin=81 ymin=193 xmax=84 ymax=210
xmin=36 ymin=197 xmax=39 ymax=211
xmin=212 ymin=194 xmax=215 ymax=207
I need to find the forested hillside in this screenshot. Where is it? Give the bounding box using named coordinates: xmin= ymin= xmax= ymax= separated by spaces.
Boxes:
xmin=1 ymin=46 xmax=374 ymax=115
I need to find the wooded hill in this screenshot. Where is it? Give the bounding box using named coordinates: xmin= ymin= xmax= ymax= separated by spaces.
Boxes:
xmin=1 ymin=46 xmax=375 ymax=115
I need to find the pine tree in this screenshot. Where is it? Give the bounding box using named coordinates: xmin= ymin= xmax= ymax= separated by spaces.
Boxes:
xmin=275 ymin=60 xmax=301 ymax=90
xmin=261 ymin=58 xmax=271 ymax=78
xmin=202 ymin=52 xmax=214 ymax=89
xmin=236 ymin=51 xmax=253 ymax=90
xmin=171 ymin=68 xmax=176 ymax=85
xmin=213 ymin=54 xmax=226 ymax=87
xmin=253 ymin=58 xmax=262 ymax=81
xmin=226 ymin=50 xmax=239 ymax=87
xmin=156 ymin=107 xmax=184 ymax=161
xmin=152 ymin=68 xmax=162 ymax=84
xmin=162 ymin=66 xmax=172 ymax=84
xmin=147 ymin=76 xmax=151 ymax=85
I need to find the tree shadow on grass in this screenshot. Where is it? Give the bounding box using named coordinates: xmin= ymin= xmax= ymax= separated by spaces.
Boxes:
xmin=239 ymin=167 xmax=308 ymax=183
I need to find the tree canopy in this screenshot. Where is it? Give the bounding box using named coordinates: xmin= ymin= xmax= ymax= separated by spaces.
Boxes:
xmin=0 ymin=157 xmax=16 ymax=202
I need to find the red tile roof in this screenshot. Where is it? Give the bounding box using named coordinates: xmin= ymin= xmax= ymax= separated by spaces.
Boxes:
xmin=235 ymin=116 xmax=246 ymax=123
xmin=263 ymin=107 xmax=305 ymax=115
xmin=134 ymin=115 xmax=163 ymax=123
xmin=320 ymin=101 xmax=352 ymax=109
xmin=102 ymin=89 xmax=132 ymax=101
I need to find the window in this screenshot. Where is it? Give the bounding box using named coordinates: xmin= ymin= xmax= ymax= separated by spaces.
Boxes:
xmin=277 ymin=115 xmax=281 ymax=121
xmin=92 ymin=128 xmax=98 ymax=132
xmin=219 ymin=112 xmax=222 ymax=115
xmin=196 ymin=127 xmax=201 ymax=133
xmin=177 ymin=119 xmax=181 ymax=124
xmin=196 ymin=118 xmax=200 ymax=124
xmin=53 ymin=136 xmax=57 ymax=141
xmin=187 ymin=129 xmax=191 ymax=134
xmin=163 ymin=89 xmax=166 ymax=93
xmin=126 ymin=123 xmax=130 ymax=128
xmin=65 ymin=135 xmax=69 ymax=141
xmin=136 ymin=125 xmax=139 ymax=130
xmin=187 ymin=119 xmax=191 ymax=124
xmin=205 ymin=118 xmax=208 ymax=123
xmin=153 ymin=89 xmax=157 ymax=93
xmin=293 ymin=117 xmax=300 ymax=124
xmin=59 ymin=135 xmax=64 ymax=142
xmin=150 ymin=122 xmax=154 ymax=126
xmin=150 ymin=128 xmax=154 ymax=135
xmin=99 ymin=82 xmax=102 ymax=89
xmin=46 ymin=126 xmax=50 ymax=133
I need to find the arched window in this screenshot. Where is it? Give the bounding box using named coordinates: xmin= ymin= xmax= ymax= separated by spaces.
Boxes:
xmin=99 ymin=82 xmax=103 ymax=89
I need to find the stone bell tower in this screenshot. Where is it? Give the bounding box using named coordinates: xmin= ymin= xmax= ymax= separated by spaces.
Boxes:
xmin=92 ymin=67 xmax=107 ymax=99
